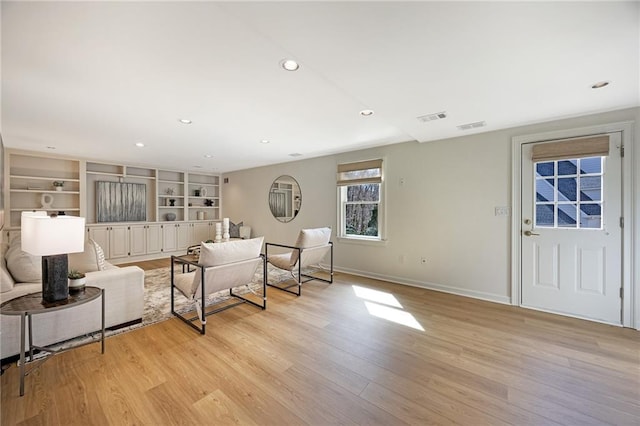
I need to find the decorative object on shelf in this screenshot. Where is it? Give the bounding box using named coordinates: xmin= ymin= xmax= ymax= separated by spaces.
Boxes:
xmin=214 ymin=222 xmax=222 ymax=243
xmin=197 ymin=211 xmax=205 ymax=220
xmin=168 ymin=199 xmax=176 ymax=206
xmin=200 ymin=187 xmax=207 ymax=197
xmin=165 ymin=213 xmax=176 ymax=221
xmin=52 ymin=181 xmax=64 ymax=191
xmin=68 ymin=270 xmax=86 ymax=292
xmin=40 ymin=193 xmax=54 ymax=209
xmin=204 ymin=199 xmax=214 ymax=207
xmin=57 ymin=211 xmax=66 ymax=216
xmin=165 ymin=187 xmax=175 ymax=196
xmin=194 ymin=189 xmax=200 ymax=197
xmin=222 ymin=217 xmax=230 ymax=241
xmin=188 ymin=202 xmax=193 ymax=207
xmin=21 ymin=211 xmax=86 ymax=302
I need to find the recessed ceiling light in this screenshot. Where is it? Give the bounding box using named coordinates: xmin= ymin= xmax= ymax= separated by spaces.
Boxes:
xmin=178 ymin=119 xmax=193 ymax=124
xmin=280 ymin=59 xmax=300 ymax=71
xmin=204 ymin=154 xmax=213 ymax=158
xmin=591 ymin=81 xmax=610 ymax=89
xmin=135 ymin=142 xmax=145 ymax=148
xmin=46 ymin=146 xmax=56 ymax=150
xmin=260 ymin=140 xmax=270 ymax=144
xmin=360 ymin=109 xmax=374 ymax=117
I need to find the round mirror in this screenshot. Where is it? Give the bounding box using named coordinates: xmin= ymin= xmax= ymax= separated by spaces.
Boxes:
xmin=269 ymin=175 xmax=301 ymax=223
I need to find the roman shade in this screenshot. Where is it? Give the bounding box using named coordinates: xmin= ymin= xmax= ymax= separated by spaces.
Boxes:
xmin=531 ymin=135 xmax=610 ymax=162
xmin=337 ymin=159 xmax=383 ymax=186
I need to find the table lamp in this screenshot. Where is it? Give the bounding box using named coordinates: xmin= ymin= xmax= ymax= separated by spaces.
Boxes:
xmin=21 ymin=211 xmax=86 ymax=302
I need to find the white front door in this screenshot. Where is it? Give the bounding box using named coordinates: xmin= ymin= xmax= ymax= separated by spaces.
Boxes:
xmin=521 ymin=133 xmax=622 ymax=324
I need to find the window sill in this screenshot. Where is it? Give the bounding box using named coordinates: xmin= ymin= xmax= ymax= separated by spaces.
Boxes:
xmin=336 ymin=236 xmax=388 ymax=247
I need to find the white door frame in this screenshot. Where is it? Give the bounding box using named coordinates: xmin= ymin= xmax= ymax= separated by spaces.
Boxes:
xmin=511 ymin=121 xmax=636 ymax=328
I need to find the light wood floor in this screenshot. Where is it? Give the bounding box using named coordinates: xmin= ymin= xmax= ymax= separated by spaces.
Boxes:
xmin=1 ymin=265 xmax=639 ymax=425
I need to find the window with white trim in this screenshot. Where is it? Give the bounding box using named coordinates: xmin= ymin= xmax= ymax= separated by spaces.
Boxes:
xmin=337 ymin=159 xmax=383 ymax=240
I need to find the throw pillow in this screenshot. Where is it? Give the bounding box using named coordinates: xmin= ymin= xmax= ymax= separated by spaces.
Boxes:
xmin=5 ymin=233 xmax=41 ymax=283
xmin=68 ymin=238 xmax=101 ymax=273
xmin=229 ymin=221 xmax=243 ymax=238
xmin=90 ymin=239 xmax=107 ymax=270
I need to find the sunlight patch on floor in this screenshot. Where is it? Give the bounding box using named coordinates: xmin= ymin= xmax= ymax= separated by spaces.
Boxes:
xmin=352 ymin=285 xmax=403 ymax=308
xmin=352 ymin=285 xmax=424 ymax=331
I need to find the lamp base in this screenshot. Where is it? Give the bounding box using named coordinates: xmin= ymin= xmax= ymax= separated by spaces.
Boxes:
xmin=42 ymin=254 xmax=69 ymax=302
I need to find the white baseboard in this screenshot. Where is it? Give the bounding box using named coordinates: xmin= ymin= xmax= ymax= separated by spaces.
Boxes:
xmin=331 ymin=265 xmax=511 ymax=306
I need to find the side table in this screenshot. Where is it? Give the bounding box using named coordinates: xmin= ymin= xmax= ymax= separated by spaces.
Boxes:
xmin=0 ymin=286 xmax=105 ymax=396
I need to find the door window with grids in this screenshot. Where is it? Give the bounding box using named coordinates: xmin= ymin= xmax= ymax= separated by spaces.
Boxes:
xmin=535 ymin=156 xmax=603 ymax=229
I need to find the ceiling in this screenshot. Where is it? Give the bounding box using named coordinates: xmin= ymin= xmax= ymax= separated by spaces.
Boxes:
xmin=2 ymin=1 xmax=639 ymax=173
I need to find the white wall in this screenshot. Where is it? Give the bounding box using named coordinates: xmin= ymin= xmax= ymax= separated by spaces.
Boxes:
xmin=223 ymin=108 xmax=639 ymax=309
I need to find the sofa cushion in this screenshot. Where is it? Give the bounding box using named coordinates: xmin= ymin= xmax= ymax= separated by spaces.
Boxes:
xmin=290 ymin=227 xmax=331 ymax=266
xmin=199 ymin=237 xmax=263 ymax=268
xmin=69 ymin=238 xmax=103 ymax=273
xmin=5 ymin=233 xmax=41 ymax=283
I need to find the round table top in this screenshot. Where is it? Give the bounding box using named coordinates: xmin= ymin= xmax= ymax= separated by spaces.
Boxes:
xmin=0 ymin=286 xmax=102 ymax=315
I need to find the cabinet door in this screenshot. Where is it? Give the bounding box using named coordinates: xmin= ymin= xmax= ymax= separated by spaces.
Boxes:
xmin=162 ymin=224 xmax=177 ymax=252
xmin=129 ymin=225 xmax=147 ymax=257
xmin=88 ymin=226 xmax=110 ymax=258
xmin=109 ymin=225 xmax=130 ymax=259
xmin=146 ymin=224 xmax=163 ymax=254
xmin=191 ymin=222 xmax=210 ymax=245
xmin=176 ymin=223 xmax=190 ymax=250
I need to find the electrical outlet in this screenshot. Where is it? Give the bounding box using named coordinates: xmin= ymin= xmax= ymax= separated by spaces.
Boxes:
xmin=420 ymin=257 xmax=427 ymax=264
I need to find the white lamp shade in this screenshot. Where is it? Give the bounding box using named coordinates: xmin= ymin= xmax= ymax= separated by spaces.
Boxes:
xmin=21 ymin=212 xmax=86 ymax=256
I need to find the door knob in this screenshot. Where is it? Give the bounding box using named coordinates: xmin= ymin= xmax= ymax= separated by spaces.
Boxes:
xmin=523 ymin=230 xmax=540 ymax=237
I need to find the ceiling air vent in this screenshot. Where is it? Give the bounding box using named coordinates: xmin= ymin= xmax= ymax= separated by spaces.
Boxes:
xmin=457 ymin=121 xmax=486 ymax=131
xmin=417 ymin=111 xmax=447 ymax=122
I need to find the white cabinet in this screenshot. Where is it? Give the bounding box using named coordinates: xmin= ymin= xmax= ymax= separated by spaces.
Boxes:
xmin=163 ymin=222 xmax=195 ymax=251
xmin=87 ymin=224 xmax=128 ymax=259
xmin=176 ymin=223 xmax=191 ymax=250
xmin=130 ymin=224 xmax=163 ymax=256
xmin=146 ymin=224 xmax=163 ymax=254
xmin=161 ymin=223 xmax=178 ymax=252
xmin=129 ymin=225 xmax=148 ymax=257
xmin=88 ymin=226 xmax=110 ymax=256
xmin=108 ymin=225 xmax=129 ymax=259
xmin=190 ymin=222 xmax=212 ymax=245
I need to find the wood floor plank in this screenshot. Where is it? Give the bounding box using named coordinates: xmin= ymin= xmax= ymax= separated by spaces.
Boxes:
xmin=2 ymin=268 xmax=639 ymax=425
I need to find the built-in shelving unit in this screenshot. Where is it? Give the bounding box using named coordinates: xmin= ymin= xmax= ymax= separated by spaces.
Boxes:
xmin=85 ymin=161 xmax=158 ymax=224
xmin=157 ymin=170 xmax=185 ymax=222
xmin=7 ymin=152 xmax=81 ymax=227
xmin=4 ymin=150 xmax=221 ymax=230
xmin=187 ymin=172 xmax=220 ymax=221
